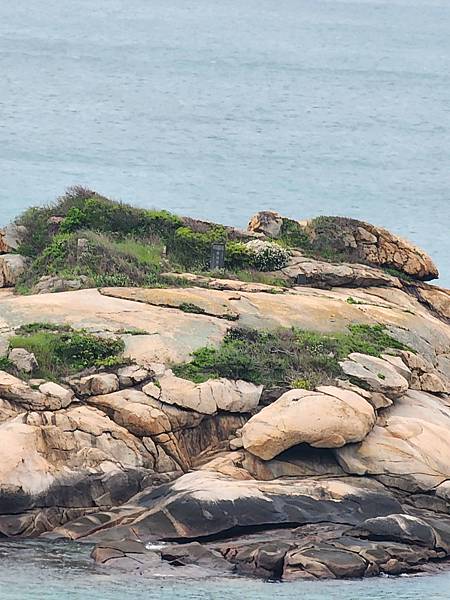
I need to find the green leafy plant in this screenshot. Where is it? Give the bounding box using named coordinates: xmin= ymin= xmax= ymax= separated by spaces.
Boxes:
xmin=173 ymin=324 xmax=411 ymax=390
xmin=8 ymin=324 xmax=125 ymax=380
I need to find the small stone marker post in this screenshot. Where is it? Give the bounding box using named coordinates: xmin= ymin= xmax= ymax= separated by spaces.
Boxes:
xmin=210 ymin=243 xmax=225 ymax=270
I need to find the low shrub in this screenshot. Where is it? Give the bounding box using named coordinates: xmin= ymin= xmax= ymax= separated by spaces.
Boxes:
xmin=8 ymin=324 xmax=125 ymax=379
xmin=173 ymin=324 xmax=411 ymax=389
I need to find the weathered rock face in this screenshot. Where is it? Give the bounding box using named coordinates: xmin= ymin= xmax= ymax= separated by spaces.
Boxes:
xmin=0 ymin=224 xmax=27 ymax=254
xmin=247 ymin=212 xmax=439 ymax=281
xmin=339 ymin=353 xmax=410 ymax=399
xmin=336 ymin=389 xmax=450 ymax=492
xmin=33 ymin=274 xmax=91 ymax=294
xmin=49 ymin=469 xmax=402 ymax=542
xmin=247 ymin=211 xmax=284 ymax=238
xmin=151 ymin=373 xmax=263 ymax=415
xmin=241 ymin=386 xmax=375 ymax=460
xmin=8 ymin=348 xmax=38 ymax=374
xmin=0 ymin=371 xmax=74 ymax=411
xmin=279 ymin=252 xmax=401 ymax=289
xmin=0 ymin=254 xmax=29 ymax=287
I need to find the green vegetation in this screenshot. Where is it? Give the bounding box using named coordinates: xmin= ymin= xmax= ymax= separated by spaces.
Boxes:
xmin=278 ymin=219 xmax=311 ymax=250
xmin=7 ymin=323 xmax=125 ymax=380
xmin=0 ymin=356 xmax=13 ymax=372
xmin=383 ymin=266 xmax=414 ymax=282
xmin=346 ymin=296 xmax=366 ymax=305
xmin=178 ymin=302 xmax=206 ymax=315
xmin=173 ymin=324 xmax=411 ymax=390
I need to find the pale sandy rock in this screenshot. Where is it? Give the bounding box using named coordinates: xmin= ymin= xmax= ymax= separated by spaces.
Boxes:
xmin=69 ymin=373 xmax=119 ymax=396
xmin=280 ymin=252 xmax=400 ymax=289
xmin=161 ymin=272 xmax=282 ymax=294
xmin=340 ymin=353 xmax=409 ymax=399
xmin=336 ymin=389 xmax=450 ymax=491
xmin=117 ymin=364 xmax=150 ymax=388
xmin=0 ymin=224 xmax=27 ymax=254
xmin=241 ymin=386 xmax=375 ymax=460
xmin=88 ymin=389 xmax=173 ymax=437
xmin=0 ymin=398 xmax=21 ymax=423
xmin=380 ymin=354 xmax=412 ymax=382
xmin=335 ymin=379 xmax=392 ymax=409
xmin=8 ymin=348 xmax=38 ymax=374
xmin=38 ymin=382 xmax=74 ymax=409
xmin=0 ymin=371 xmax=49 ymax=410
xmin=33 ymin=274 xmax=90 ymax=294
xmin=147 ymin=363 xmax=166 ymax=378
xmin=157 ymin=374 xmax=262 ymax=415
xmin=0 ymin=254 xmax=29 ymax=287
xmin=142 ymin=382 xmax=162 ymax=399
xmin=400 ymin=350 xmax=449 ymax=394
xmin=412 ymin=284 xmax=450 ymax=321
xmin=100 ymin=287 xmax=239 ymax=321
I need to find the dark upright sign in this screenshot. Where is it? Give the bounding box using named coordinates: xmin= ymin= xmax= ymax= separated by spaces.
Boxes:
xmin=210 ymin=243 xmax=225 ymax=270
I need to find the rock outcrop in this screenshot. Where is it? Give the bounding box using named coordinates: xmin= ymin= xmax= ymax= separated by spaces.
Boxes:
xmin=0 ymin=254 xmax=29 ymax=287
xmin=0 ymin=206 xmax=449 ymax=582
xmin=0 ymin=224 xmax=27 ymax=254
xmin=241 ymin=386 xmax=375 ymax=460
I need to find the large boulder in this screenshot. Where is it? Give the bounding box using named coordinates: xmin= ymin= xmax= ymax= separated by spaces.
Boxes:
xmin=241 ymin=386 xmax=375 ymax=460
xmin=0 ymin=254 xmax=29 ymax=287
xmin=149 ymin=373 xmax=263 ymax=415
xmin=0 ymin=224 xmax=27 ymax=254
xmin=336 ymin=389 xmax=450 ymax=492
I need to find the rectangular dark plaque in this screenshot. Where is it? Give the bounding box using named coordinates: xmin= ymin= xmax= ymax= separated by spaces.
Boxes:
xmin=210 ymin=243 xmax=225 ymax=270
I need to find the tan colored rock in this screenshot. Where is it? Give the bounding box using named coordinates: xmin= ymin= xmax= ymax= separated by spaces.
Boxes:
xmin=161 ymin=272 xmax=282 ymax=294
xmin=308 ymin=217 xmax=439 ymax=281
xmin=38 ymin=382 xmax=74 ymax=409
xmin=241 ymin=386 xmax=375 ymax=460
xmin=400 ymin=350 xmax=449 ymax=394
xmin=71 ymin=373 xmax=119 ymax=396
xmin=100 ymin=287 xmax=239 ymax=321
xmin=8 ymin=348 xmax=38 ymax=374
xmin=336 ymin=389 xmax=450 ymax=491
xmin=0 ymin=254 xmax=29 ymax=287
xmin=117 ymin=364 xmax=150 ymax=387
xmin=247 ymin=211 xmax=283 ymax=237
xmin=340 ymin=353 xmax=409 ymax=399
xmin=0 ymin=224 xmax=27 ymax=254
xmin=279 ymin=252 xmax=400 ymax=289
xmin=412 ymin=284 xmax=450 ymax=321
xmin=335 ymin=379 xmax=392 ymax=410
xmin=157 ymin=374 xmax=263 ymax=415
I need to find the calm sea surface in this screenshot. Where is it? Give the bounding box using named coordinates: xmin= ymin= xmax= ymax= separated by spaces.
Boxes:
xmin=1 ymin=540 xmax=450 ymax=600
xmin=0 ymin=0 xmax=449 ymax=283
xmin=0 ymin=2 xmax=450 ymax=596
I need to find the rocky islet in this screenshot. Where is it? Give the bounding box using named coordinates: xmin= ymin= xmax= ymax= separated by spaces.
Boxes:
xmin=0 ymin=196 xmax=449 ymax=581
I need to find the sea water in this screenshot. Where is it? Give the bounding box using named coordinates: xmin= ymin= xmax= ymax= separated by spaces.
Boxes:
xmin=0 ymin=540 xmax=450 ymax=600
xmin=1 ymin=0 xmax=449 ymax=283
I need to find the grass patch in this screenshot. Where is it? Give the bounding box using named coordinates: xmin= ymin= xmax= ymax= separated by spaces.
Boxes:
xmin=0 ymin=356 xmax=13 ymax=372
xmin=173 ymin=324 xmax=411 ymax=390
xmin=8 ymin=323 xmax=125 ymax=380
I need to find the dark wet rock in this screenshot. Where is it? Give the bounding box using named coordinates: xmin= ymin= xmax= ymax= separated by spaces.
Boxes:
xmin=355 ymin=514 xmax=437 ymax=548
xmin=161 ymin=541 xmax=234 ymax=573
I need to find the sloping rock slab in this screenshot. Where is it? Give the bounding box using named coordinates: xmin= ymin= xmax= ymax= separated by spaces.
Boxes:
xmin=100 ymin=287 xmax=239 ymax=321
xmin=55 ymin=471 xmax=402 ymax=542
xmin=336 ymin=389 xmax=450 ymax=492
xmin=340 ymin=353 xmax=409 ymax=399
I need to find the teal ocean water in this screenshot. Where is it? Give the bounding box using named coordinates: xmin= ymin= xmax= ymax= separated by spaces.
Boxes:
xmin=1 ymin=0 xmax=449 ymax=283
xmin=1 ymin=541 xmax=450 ymax=600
